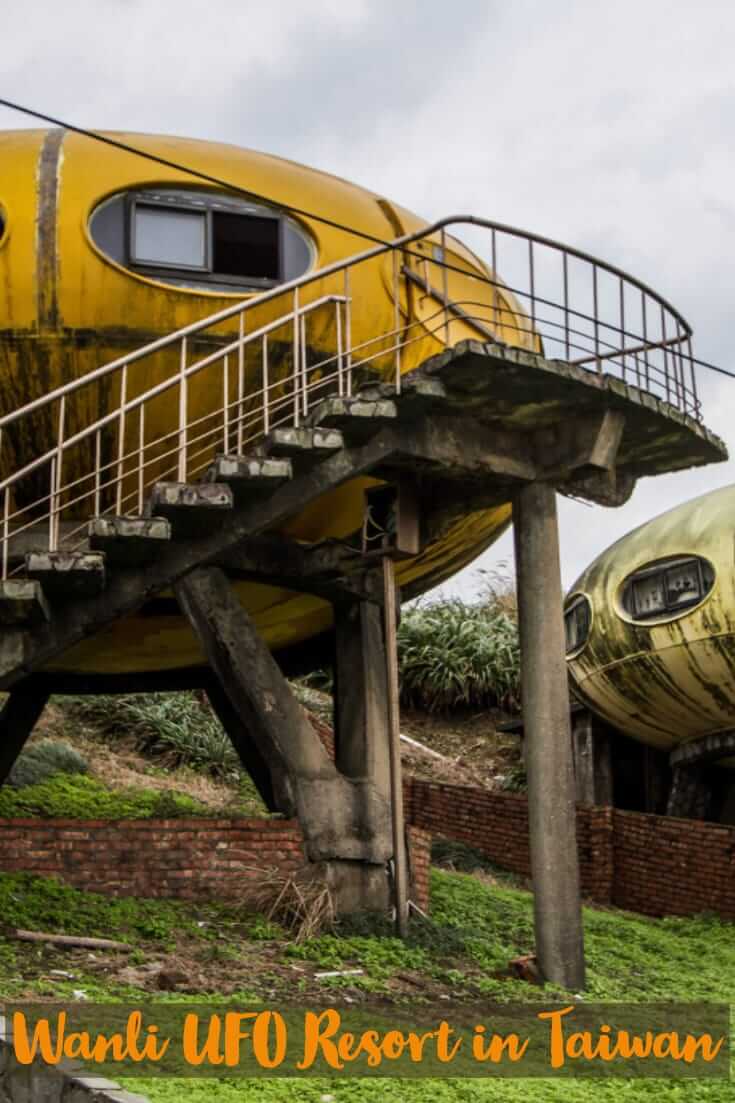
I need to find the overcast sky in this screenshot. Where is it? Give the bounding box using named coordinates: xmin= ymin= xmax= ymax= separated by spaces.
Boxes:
xmin=3 ymin=0 xmax=734 ymax=597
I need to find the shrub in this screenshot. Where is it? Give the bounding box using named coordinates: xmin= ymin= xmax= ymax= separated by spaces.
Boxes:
xmin=8 ymin=739 xmax=88 ymax=789
xmin=397 ymin=599 xmax=520 ymax=712
xmin=62 ymin=692 xmax=241 ymax=779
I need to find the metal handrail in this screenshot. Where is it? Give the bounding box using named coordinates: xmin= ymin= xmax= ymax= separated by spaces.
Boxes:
xmin=0 ymin=214 xmax=703 ymax=577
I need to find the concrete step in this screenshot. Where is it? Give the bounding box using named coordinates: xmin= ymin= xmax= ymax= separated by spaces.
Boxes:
xmin=356 ymin=376 xmax=448 ymax=416
xmin=254 ymin=427 xmax=344 ymax=465
xmin=25 ymin=550 xmax=106 ymax=599
xmin=147 ymin=482 xmax=233 ymax=538
xmin=307 ymin=396 xmax=397 ymax=441
xmin=0 ymin=579 xmax=51 ymax=626
xmin=88 ymin=516 xmax=172 ymax=567
xmin=205 ymin=455 xmax=292 ymax=503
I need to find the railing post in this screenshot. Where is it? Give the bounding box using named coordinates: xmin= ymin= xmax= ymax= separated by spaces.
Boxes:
xmin=562 ymin=252 xmax=570 ymax=360
xmin=177 ymin=338 xmax=188 ymax=483
xmin=94 ymin=430 xmax=101 ymax=517
xmin=392 ymin=248 xmax=402 ymax=393
xmin=48 ymin=456 xmax=57 ymax=552
xmin=529 ymin=240 xmax=536 ymax=349
xmin=237 ymin=314 xmax=245 ymax=454
xmin=221 ymin=353 xmax=229 ymax=454
xmin=440 ymin=228 xmax=449 ymax=349
xmin=491 ymin=228 xmax=499 ymax=334
xmin=2 ymin=487 xmax=8 ymax=580
xmin=660 ymin=306 xmax=671 ymax=406
xmin=687 ymin=337 xmax=699 ymax=419
xmin=641 ymin=292 xmax=650 ymax=390
xmin=138 ymin=406 xmax=145 ymax=515
xmin=344 ymin=269 xmax=352 ymax=397
xmin=336 ymin=300 xmax=344 ymax=397
xmin=301 ymin=313 xmax=308 ymax=416
xmin=292 ymin=288 xmax=301 ymax=427
xmin=116 ymin=367 xmax=127 ymax=514
xmin=592 ymin=263 xmax=600 ymax=370
xmin=262 ymin=335 xmax=270 ymax=435
xmin=618 ymin=277 xmax=626 ymax=380
xmin=55 ymin=395 xmax=66 ymax=546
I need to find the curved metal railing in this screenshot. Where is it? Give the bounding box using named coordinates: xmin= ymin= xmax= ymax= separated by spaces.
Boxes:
xmin=0 ymin=215 xmax=702 ymax=577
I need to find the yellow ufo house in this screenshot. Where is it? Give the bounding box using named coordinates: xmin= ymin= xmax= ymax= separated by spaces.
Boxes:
xmin=0 ymin=127 xmax=721 ymax=689
xmin=565 ymin=483 xmax=735 ymax=756
xmin=1 ymin=127 xmax=538 ymax=682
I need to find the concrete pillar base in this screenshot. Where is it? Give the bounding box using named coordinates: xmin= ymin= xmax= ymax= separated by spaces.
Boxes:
xmin=324 ymin=860 xmax=391 ymax=916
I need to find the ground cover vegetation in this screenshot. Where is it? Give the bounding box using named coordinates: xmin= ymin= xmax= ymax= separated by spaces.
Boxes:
xmin=3 ymin=577 xmax=720 ymax=1099
xmin=0 ymin=863 xmax=731 ymax=1101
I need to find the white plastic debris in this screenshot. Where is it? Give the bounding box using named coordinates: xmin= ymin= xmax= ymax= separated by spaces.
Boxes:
xmin=314 ymin=969 xmax=364 ymax=980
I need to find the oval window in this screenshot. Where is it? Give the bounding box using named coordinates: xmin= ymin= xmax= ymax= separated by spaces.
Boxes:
xmin=620 ymin=555 xmax=715 ymax=621
xmin=89 ymin=188 xmax=315 ymax=292
xmin=564 ymin=594 xmax=592 ymax=655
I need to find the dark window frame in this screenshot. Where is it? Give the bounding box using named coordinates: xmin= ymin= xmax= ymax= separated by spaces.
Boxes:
xmin=126 ymin=192 xmax=285 ymax=289
xmin=620 ymin=555 xmax=715 ymax=621
xmin=564 ymin=593 xmax=592 ymax=655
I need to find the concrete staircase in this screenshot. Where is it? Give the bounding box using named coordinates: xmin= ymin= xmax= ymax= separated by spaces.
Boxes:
xmin=0 ymin=375 xmax=442 ymax=688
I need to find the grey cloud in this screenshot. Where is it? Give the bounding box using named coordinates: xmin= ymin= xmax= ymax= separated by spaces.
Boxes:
xmin=2 ymin=0 xmax=734 ymax=597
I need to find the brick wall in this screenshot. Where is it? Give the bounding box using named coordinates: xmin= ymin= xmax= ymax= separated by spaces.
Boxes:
xmin=406 ymin=778 xmax=735 ymax=921
xmin=0 ymin=814 xmax=433 ymax=913
xmin=1 ymin=781 xmax=733 ymax=922
xmin=407 ymin=825 xmax=431 ymax=914
xmin=612 ymin=811 xmax=735 ymax=920
xmin=0 ymin=817 xmax=305 ymax=900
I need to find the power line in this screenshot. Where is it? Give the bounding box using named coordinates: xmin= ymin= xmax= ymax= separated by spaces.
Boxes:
xmin=1 ymin=96 xmax=733 ymax=385
xmin=0 ymin=97 xmax=391 ymax=248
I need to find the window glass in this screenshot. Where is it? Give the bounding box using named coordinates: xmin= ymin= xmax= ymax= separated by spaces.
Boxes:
xmin=564 ymin=595 xmax=591 ymax=654
xmin=632 ymin=573 xmax=666 ymax=617
xmin=665 ymin=561 xmax=703 ymax=609
xmin=133 ymin=205 xmax=207 ymax=269
xmin=90 ymin=189 xmax=314 ymax=290
xmin=621 ymin=556 xmax=714 ymax=620
xmin=212 ymin=211 xmax=279 ymax=280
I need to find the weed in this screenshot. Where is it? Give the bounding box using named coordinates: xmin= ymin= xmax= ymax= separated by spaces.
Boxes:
xmin=398 ymin=599 xmax=520 ymax=712
xmin=60 ymin=692 xmax=242 ymax=780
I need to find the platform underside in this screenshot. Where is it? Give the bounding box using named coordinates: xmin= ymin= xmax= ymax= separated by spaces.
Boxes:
xmin=2 ymin=340 xmax=724 ymax=689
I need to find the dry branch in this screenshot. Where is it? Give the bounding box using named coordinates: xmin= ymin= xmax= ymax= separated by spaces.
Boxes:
xmin=13 ymin=930 xmax=132 ymax=952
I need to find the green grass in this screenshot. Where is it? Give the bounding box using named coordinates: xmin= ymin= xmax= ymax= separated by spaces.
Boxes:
xmin=1 ymin=868 xmax=730 ymax=1100
xmin=398 ymin=599 xmax=520 ymax=712
xmin=132 ymin=869 xmax=734 ymax=1101
xmin=0 ymin=871 xmax=204 ymax=943
xmin=0 ymin=772 xmax=214 ymax=819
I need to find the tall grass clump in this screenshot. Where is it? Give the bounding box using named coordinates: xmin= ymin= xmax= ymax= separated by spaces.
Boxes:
xmin=397 ymin=598 xmax=520 ymax=712
xmin=62 ymin=692 xmax=241 ymax=780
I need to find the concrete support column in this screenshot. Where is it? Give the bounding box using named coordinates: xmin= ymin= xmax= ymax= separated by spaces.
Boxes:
xmin=513 ymin=481 xmax=586 ymax=990
xmin=204 ymin=674 xmax=277 ymax=812
xmin=0 ymin=682 xmax=50 ymax=786
xmin=175 ymin=566 xmax=393 ymax=915
xmin=333 ymin=597 xmax=390 ymax=797
xmin=572 ymin=708 xmax=613 ymax=806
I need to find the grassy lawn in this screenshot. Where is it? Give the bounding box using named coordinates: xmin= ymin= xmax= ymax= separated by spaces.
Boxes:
xmin=0 ymin=866 xmax=731 ymax=1101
